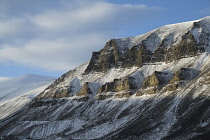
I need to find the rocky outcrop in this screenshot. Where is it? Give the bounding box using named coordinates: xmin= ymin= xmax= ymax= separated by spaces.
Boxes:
xmin=84 ymin=40 xmax=124 ymax=73
xmin=165 ymin=68 xmax=200 ymax=91
xmin=76 ymin=82 xmax=101 ymax=101
xmin=165 ymin=83 xmax=182 ymax=92
xmin=142 ymin=71 xmax=173 ymax=89
xmin=95 ymin=94 xmax=108 ymax=100
xmin=75 ymin=82 xmax=92 ymax=101
xmin=164 ymin=32 xmax=204 ymax=62
xmin=178 ymin=68 xmax=199 ymax=80
xmin=84 ymin=27 xmax=204 ymax=74
xmin=98 ymin=77 xmax=137 ymax=94
xmin=136 ymin=71 xmax=173 ymax=96
xmin=167 ymin=68 xmax=199 ymax=91
xmin=36 ymin=86 xmax=71 ymax=99
xmin=29 ymin=99 xmax=59 ymax=108
xmin=137 ymin=68 xmax=200 ymax=95
xmin=98 ymin=79 xmax=119 ymax=93
xmin=115 ymin=90 xmax=132 ymax=98
xmin=114 ymin=78 xmax=137 ymax=92
xmin=95 ymin=92 xmax=114 ymax=100
xmin=96 ymin=77 xmax=139 ymax=100
xmin=142 ymin=72 xmax=159 ymax=89
xmin=35 ymin=69 xmax=81 ymax=99
xmin=45 ymin=69 xmax=76 ymax=91
xmin=76 ymin=82 xmax=92 ymax=96
xmin=124 ymin=45 xmax=153 ymax=67
xmin=76 ymin=96 xmax=89 ymax=102
xmin=135 ymin=90 xmax=143 ymax=96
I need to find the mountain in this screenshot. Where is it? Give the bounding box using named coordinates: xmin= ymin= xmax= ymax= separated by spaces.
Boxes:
xmin=0 ymin=77 xmax=12 ymax=82
xmin=1 ymin=17 xmax=210 ymax=140
xmin=0 ymin=74 xmax=55 ymax=120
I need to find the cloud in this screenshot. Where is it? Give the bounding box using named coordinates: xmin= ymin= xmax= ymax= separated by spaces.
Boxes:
xmin=0 ymin=33 xmax=107 ymax=71
xmin=0 ymin=0 xmax=161 ymax=72
xmin=0 ymin=18 xmax=24 ymax=38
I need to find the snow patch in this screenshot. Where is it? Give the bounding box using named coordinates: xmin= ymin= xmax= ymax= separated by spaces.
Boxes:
xmin=0 ymin=75 xmax=54 ymax=120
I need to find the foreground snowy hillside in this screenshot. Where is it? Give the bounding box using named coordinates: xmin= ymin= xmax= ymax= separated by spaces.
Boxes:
xmin=1 ymin=17 xmax=210 ymax=140
xmin=0 ymin=74 xmax=55 ymax=120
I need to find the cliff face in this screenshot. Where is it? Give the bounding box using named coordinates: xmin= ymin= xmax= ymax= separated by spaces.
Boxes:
xmin=36 ymin=18 xmax=207 ymax=101
xmin=84 ymin=22 xmax=205 ymax=74
xmin=1 ymin=17 xmax=210 ymax=140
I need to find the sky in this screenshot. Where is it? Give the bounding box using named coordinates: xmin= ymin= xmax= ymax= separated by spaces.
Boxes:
xmin=0 ymin=0 xmax=209 ymax=78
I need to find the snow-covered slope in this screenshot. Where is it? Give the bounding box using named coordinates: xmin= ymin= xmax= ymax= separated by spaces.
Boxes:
xmin=1 ymin=17 xmax=210 ymax=140
xmin=114 ymin=18 xmax=195 ymax=51
xmin=0 ymin=74 xmax=55 ymax=120
xmin=0 ymin=77 xmax=12 ymax=82
xmin=113 ymin=16 xmax=210 ymax=51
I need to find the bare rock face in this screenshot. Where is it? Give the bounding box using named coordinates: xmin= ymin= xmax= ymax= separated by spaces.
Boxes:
xmin=141 ymin=88 xmax=158 ymax=95
xmin=138 ymin=68 xmax=200 ymax=95
xmin=142 ymin=71 xmax=173 ymax=89
xmin=165 ymin=68 xmax=200 ymax=91
xmin=53 ymin=87 xmax=70 ymax=98
xmin=98 ymin=79 xmax=119 ymax=93
xmin=135 ymin=90 xmax=143 ymax=96
xmin=29 ymin=99 xmax=58 ymax=108
xmin=164 ymin=32 xmax=204 ymax=62
xmin=96 ymin=77 xmax=139 ymax=100
xmin=95 ymin=94 xmax=108 ymax=100
xmin=114 ymin=78 xmax=137 ymax=92
xmin=115 ymin=90 xmax=132 ymax=98
xmin=76 ymin=96 xmax=89 ymax=102
xmin=142 ymin=72 xmax=159 ymax=89
xmin=165 ymin=73 xmax=182 ymax=92
xmin=84 ymin=25 xmax=204 ymax=75
xmin=168 ymin=73 xmax=180 ymax=84
xmin=36 ymin=86 xmax=71 ymax=99
xmin=137 ymin=71 xmax=173 ymax=96
xmin=76 ymin=82 xmax=92 ymax=96
xmin=98 ymin=76 xmax=139 ymax=94
xmin=165 ymin=83 xmax=182 ymax=91
xmin=35 ymin=69 xmax=79 ymax=99
xmin=84 ymin=40 xmax=123 ymax=73
xmin=178 ymin=68 xmax=199 ymax=80
xmin=124 ymin=45 xmax=153 ymax=67
xmin=76 ymin=82 xmax=101 ymax=101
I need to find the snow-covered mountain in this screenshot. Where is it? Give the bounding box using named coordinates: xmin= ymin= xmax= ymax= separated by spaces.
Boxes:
xmin=1 ymin=17 xmax=210 ymax=140
xmin=0 ymin=77 xmax=12 ymax=82
xmin=0 ymin=74 xmax=55 ymax=120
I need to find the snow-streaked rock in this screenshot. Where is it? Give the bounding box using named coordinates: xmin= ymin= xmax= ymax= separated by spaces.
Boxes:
xmin=0 ymin=74 xmax=55 ymax=120
xmin=1 ymin=17 xmax=210 ymax=140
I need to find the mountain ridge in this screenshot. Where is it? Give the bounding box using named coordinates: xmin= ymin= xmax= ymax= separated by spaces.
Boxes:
xmin=84 ymin=17 xmax=210 ymax=74
xmin=1 ymin=17 xmax=210 ymax=139
xmin=36 ymin=16 xmax=210 ymax=100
